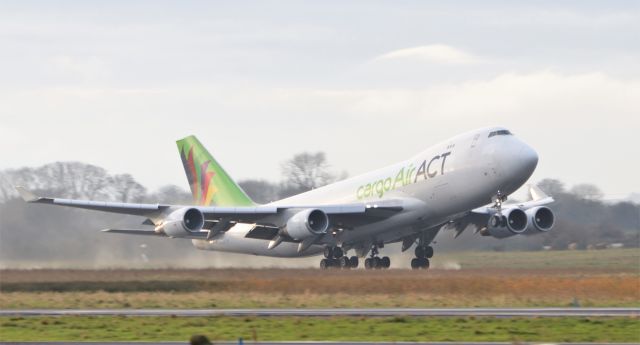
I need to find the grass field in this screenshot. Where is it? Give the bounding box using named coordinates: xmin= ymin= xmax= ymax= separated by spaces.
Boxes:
xmin=1 ymin=249 xmax=638 ymax=309
xmin=0 ymin=249 xmax=638 ymax=342
xmin=1 ymin=316 xmax=638 ymax=342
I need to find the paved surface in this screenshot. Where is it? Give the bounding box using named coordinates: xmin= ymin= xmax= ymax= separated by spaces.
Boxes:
xmin=1 ymin=307 xmax=637 ymax=317
xmin=0 ymin=341 xmax=628 ymax=345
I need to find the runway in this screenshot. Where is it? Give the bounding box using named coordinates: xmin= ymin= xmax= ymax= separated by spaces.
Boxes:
xmin=0 ymin=342 xmax=635 ymax=345
xmin=1 ymin=307 xmax=637 ymax=317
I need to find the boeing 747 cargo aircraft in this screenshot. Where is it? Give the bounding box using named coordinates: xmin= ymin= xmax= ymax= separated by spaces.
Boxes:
xmin=17 ymin=127 xmax=554 ymax=269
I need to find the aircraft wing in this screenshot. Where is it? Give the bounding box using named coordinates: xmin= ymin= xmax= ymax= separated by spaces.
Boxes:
xmin=471 ymin=185 xmax=554 ymax=215
xmin=16 ymin=186 xmax=169 ymax=216
xmin=15 ymin=186 xmax=404 ymax=229
xmin=446 ymin=185 xmax=555 ymax=238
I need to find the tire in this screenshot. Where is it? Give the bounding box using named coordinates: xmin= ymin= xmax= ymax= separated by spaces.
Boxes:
xmin=372 ymin=257 xmax=382 ymax=269
xmin=415 ymin=246 xmax=426 ymax=259
xmin=411 ymin=258 xmax=420 ymax=269
xmin=333 ymin=247 xmax=343 ymax=258
xmin=418 ymin=258 xmax=430 ymax=269
xmin=339 ymin=256 xmax=350 ymax=269
xmin=320 ymin=259 xmax=330 ymax=269
xmin=381 ymin=256 xmax=391 ymax=268
xmin=349 ymin=256 xmax=359 ymax=268
xmin=425 ymin=246 xmax=434 ymax=259
xmin=364 ymin=258 xmax=372 ymax=269
xmin=323 ymin=247 xmax=334 ymax=259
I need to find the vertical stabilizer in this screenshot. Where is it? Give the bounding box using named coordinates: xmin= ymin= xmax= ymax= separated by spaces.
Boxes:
xmin=176 ymin=136 xmax=255 ymax=206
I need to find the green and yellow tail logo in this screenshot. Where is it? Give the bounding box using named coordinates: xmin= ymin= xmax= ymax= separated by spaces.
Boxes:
xmin=176 ymin=136 xmax=255 ymax=206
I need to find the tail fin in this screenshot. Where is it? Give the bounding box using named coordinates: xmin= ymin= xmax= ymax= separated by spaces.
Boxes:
xmin=176 ymin=135 xmax=255 ymax=206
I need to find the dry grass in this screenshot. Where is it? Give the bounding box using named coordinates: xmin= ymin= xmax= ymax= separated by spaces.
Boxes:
xmin=1 ymin=269 xmax=638 ymax=308
xmin=1 ymin=249 xmax=637 ymax=309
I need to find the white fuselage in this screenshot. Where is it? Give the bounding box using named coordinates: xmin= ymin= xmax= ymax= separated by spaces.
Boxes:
xmin=193 ymin=127 xmax=539 ymax=257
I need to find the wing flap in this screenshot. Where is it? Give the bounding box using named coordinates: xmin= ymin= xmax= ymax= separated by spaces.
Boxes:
xmin=101 ymin=229 xmax=165 ymax=236
xmin=102 ymin=228 xmax=209 ymax=239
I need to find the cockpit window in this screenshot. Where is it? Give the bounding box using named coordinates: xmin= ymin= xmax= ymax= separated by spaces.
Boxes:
xmin=488 ymin=129 xmax=512 ymax=138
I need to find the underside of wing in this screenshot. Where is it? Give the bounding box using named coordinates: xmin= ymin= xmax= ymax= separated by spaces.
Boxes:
xmin=102 ymin=228 xmax=209 ymax=239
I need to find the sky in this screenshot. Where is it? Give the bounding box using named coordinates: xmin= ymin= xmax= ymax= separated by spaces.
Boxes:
xmin=1 ymin=1 xmax=639 ymax=199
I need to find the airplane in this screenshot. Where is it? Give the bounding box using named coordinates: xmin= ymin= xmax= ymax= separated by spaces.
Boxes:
xmin=16 ymin=126 xmax=555 ymax=269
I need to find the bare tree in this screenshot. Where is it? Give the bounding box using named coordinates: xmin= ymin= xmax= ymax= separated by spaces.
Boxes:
xmin=537 ymin=178 xmax=566 ymax=195
xmin=280 ymin=152 xmax=336 ymax=194
xmin=238 ymin=179 xmax=280 ymax=204
xmin=146 ymin=185 xmax=193 ymax=204
xmin=111 ymin=174 xmax=147 ymax=203
xmin=570 ymin=183 xmax=604 ymax=200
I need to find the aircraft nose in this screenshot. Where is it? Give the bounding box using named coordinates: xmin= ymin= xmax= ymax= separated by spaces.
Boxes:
xmin=517 ymin=143 xmax=539 ymax=176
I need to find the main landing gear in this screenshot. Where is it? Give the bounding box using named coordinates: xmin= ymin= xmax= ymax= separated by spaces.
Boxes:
xmin=320 ymin=246 xmax=358 ymax=269
xmin=411 ymin=244 xmax=433 ymax=269
xmin=364 ymin=244 xmax=391 ymax=270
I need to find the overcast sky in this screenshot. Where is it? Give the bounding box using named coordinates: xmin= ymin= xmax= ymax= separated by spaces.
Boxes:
xmin=1 ymin=1 xmax=638 ymax=198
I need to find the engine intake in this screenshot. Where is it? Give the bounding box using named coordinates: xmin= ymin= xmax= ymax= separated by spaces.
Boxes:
xmin=484 ymin=208 xmax=528 ymax=238
xmin=523 ymin=206 xmax=555 ymax=234
xmin=161 ymin=207 xmax=205 ymax=237
xmin=283 ymin=209 xmax=329 ymax=240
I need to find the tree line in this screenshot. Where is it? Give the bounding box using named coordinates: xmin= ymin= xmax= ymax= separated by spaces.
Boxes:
xmin=0 ymin=155 xmax=637 ymax=267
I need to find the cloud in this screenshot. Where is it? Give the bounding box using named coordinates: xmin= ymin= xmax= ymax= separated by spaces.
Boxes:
xmin=50 ymin=55 xmax=111 ymax=81
xmin=373 ymin=44 xmax=482 ymax=64
xmin=0 ymin=71 xmax=638 ymax=195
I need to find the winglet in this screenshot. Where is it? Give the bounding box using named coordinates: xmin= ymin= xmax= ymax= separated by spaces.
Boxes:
xmin=15 ymin=186 xmax=41 ymax=202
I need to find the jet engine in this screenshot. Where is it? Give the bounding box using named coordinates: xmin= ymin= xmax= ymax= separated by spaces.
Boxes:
xmin=283 ymin=208 xmax=329 ymax=240
xmin=159 ymin=207 xmax=205 ymax=237
xmin=522 ymin=206 xmax=555 ymax=235
xmin=483 ymin=208 xmax=528 ymax=238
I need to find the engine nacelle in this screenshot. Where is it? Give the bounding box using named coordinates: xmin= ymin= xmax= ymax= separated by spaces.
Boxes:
xmin=484 ymin=208 xmax=528 ymax=238
xmin=283 ymin=209 xmax=329 ymax=240
xmin=523 ymin=206 xmax=555 ymax=235
xmin=160 ymin=207 xmax=205 ymax=237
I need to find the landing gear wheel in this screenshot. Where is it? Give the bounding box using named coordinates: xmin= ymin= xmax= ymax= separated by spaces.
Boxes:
xmin=323 ymin=247 xmax=333 ymax=259
xmin=415 ymin=246 xmax=426 ymax=259
xmin=333 ymin=247 xmax=344 ymax=258
xmin=411 ymin=257 xmax=430 ymax=269
xmin=320 ymin=258 xmax=330 ymax=269
xmin=338 ymin=256 xmax=350 ymax=269
xmin=425 ymin=246 xmax=434 ymax=259
xmin=380 ymin=256 xmax=391 ymax=269
xmin=349 ymin=256 xmax=359 ymax=268
xmin=364 ymin=258 xmax=372 ymax=269
xmin=372 ymin=256 xmax=382 ymax=269
xmin=418 ymin=258 xmax=430 ymax=269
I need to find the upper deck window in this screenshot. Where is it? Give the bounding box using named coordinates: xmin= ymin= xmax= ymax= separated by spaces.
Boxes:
xmin=488 ymin=129 xmax=512 ymax=138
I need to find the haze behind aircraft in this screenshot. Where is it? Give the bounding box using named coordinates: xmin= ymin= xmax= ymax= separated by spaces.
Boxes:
xmin=17 ymin=127 xmax=555 ymax=269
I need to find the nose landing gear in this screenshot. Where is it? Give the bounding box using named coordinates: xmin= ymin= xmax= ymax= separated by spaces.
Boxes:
xmin=320 ymin=246 xmax=358 ymax=269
